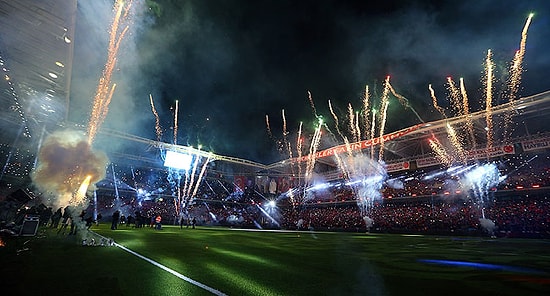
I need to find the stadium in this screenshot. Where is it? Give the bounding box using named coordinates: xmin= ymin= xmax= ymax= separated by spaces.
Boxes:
xmin=1 ymin=1 xmax=549 ymax=295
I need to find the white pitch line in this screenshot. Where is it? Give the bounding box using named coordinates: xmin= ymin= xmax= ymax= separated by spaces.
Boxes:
xmin=90 ymin=231 xmax=226 ymax=295
xmin=114 ymin=243 xmax=227 ymax=295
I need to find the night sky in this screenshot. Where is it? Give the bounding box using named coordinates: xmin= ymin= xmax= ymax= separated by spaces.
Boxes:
xmin=70 ymin=0 xmax=550 ymax=165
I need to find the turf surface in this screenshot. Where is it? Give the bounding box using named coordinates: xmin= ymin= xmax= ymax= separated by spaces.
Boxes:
xmin=1 ymin=224 xmax=549 ymax=295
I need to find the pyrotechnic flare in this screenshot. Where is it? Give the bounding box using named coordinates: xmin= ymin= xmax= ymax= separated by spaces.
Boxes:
xmin=355 ymin=111 xmax=361 ymax=143
xmin=87 ymin=0 xmax=133 ymax=144
xmin=190 ymin=156 xmax=212 ymax=200
xmin=265 ymin=114 xmax=273 ymax=138
xmin=308 ymin=91 xmax=319 ymax=118
xmin=362 ymin=85 xmax=371 ymax=140
xmin=484 ymin=49 xmax=495 ymax=155
xmin=149 ymin=94 xmax=163 ymax=142
xmin=446 ymin=123 xmax=467 ymax=164
xmin=460 ymin=78 xmax=476 ymax=148
xmin=173 ymin=100 xmax=179 ymax=145
xmin=428 ymin=136 xmax=451 ymax=167
xmin=445 ymin=77 xmax=462 ymax=117
xmin=304 ymin=118 xmax=323 ymax=188
xmin=429 ymin=84 xmax=446 ymax=118
xmin=329 ymin=100 xmax=345 ymax=141
xmin=504 ymin=13 xmax=534 ymax=142
xmin=370 ymin=109 xmax=376 ymax=160
xmin=378 ymin=76 xmax=391 ymax=162
xmin=186 ymin=153 xmax=201 ymax=198
xmin=347 ymin=103 xmax=359 ymax=142
xmin=296 ymin=122 xmax=303 ymax=183
xmin=507 ymin=13 xmax=533 ymax=103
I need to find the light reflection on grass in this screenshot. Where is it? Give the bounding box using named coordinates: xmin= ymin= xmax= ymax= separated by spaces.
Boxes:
xmin=206 ymin=262 xmax=280 ymax=296
xmin=208 ymin=248 xmax=282 ymax=268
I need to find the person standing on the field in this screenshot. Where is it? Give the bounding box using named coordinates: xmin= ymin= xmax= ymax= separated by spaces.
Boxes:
xmin=191 ymin=217 xmax=196 ymax=229
xmin=111 ymin=210 xmax=120 ymax=230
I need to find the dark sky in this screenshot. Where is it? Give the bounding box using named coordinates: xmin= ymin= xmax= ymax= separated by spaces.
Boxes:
xmin=71 ymin=0 xmax=550 ymax=165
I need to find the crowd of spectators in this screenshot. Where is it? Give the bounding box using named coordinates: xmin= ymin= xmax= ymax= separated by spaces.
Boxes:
xmin=2 ymin=151 xmax=550 ymax=239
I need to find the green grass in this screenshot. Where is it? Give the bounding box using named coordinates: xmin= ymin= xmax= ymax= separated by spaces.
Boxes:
xmin=1 ymin=224 xmax=550 ymax=295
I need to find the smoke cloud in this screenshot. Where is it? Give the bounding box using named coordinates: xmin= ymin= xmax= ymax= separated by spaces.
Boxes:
xmin=31 ymin=129 xmax=109 ymax=209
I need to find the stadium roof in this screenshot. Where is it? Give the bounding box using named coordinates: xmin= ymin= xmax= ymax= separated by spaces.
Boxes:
xmin=0 ymin=0 xmax=76 ymax=140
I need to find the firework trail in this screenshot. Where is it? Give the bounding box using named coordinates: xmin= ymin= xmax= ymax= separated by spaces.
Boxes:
xmin=507 ymin=13 xmax=533 ymax=103
xmin=446 ymin=123 xmax=467 ymax=164
xmin=370 ymin=109 xmax=376 ymax=160
xmin=265 ymin=114 xmax=273 ymax=139
xmin=185 ymin=154 xmax=201 ymax=198
xmin=348 ymin=103 xmax=359 ymax=142
xmin=329 ymin=100 xmax=345 ymax=141
xmin=190 ymin=156 xmax=212 ymax=201
xmin=504 ymin=13 xmax=534 ymax=142
xmin=460 ymin=78 xmax=476 ymax=148
xmin=308 ymin=91 xmax=319 ymax=118
xmin=304 ymin=118 xmax=323 ymax=188
xmin=429 ymin=84 xmax=446 ymax=118
xmin=428 ymin=136 xmax=451 ymax=166
xmin=173 ymin=100 xmax=179 ymax=145
xmin=446 ymin=77 xmax=463 ymax=117
xmin=388 ymin=82 xmax=424 ymax=122
xmin=296 ymin=121 xmax=303 ymax=189
xmin=378 ymin=76 xmax=391 ymax=162
xmin=484 ymin=49 xmax=495 ymax=155
xmin=362 ymin=85 xmax=371 ymax=140
xmin=87 ymin=0 xmax=132 ymax=144
xmin=149 ymin=94 xmax=163 ymax=142
xmin=355 ymin=111 xmax=361 ymax=143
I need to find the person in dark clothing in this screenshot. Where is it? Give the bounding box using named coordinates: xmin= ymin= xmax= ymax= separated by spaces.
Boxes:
xmin=51 ymin=207 xmax=62 ymax=228
xmin=57 ymin=206 xmax=72 ymax=235
xmin=111 ymin=210 xmax=120 ymax=230
xmin=192 ymin=217 xmax=196 ymax=229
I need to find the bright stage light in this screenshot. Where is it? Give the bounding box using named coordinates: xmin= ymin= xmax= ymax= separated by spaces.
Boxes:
xmin=164 ymin=150 xmax=193 ymax=170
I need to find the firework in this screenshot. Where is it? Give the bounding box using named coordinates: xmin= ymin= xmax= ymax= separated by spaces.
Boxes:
xmin=308 ymin=90 xmax=319 ymax=118
xmin=149 ymin=94 xmax=163 ymax=142
xmin=173 ymin=100 xmax=179 ymax=145
xmin=428 ymin=136 xmax=451 ymax=166
xmin=446 ymin=123 xmax=467 ymax=164
xmin=329 ymin=100 xmax=345 ymax=140
xmin=484 ymin=49 xmax=495 ymax=155
xmin=362 ymin=85 xmax=371 ymax=140
xmin=347 ymin=103 xmax=358 ymax=142
xmin=87 ymin=0 xmax=133 ymax=144
xmin=370 ymin=109 xmax=376 ymax=160
xmin=507 ymin=13 xmax=533 ymax=103
xmin=265 ymin=114 xmax=275 ymax=141
xmin=429 ymin=84 xmax=446 ymax=118
xmin=378 ymin=76 xmax=391 ymax=162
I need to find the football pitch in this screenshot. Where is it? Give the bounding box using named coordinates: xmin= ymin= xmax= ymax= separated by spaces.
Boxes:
xmin=1 ymin=224 xmax=549 ymax=295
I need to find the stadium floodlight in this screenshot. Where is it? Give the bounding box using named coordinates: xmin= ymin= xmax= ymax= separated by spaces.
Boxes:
xmin=164 ymin=150 xmax=193 ymax=171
